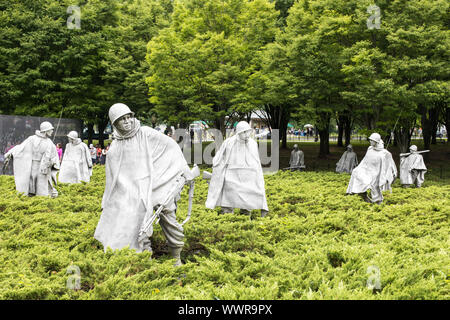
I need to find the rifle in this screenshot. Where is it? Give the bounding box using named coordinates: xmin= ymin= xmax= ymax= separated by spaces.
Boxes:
xmin=202 ymin=171 xmax=212 ymax=184
xmin=2 ymin=154 xmax=11 ymax=174
xmin=399 ymin=150 xmax=430 ymax=157
xmin=138 ymin=164 xmax=200 ymax=242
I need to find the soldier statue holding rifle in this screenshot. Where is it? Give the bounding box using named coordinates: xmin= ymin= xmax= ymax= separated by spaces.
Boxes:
xmin=94 ymin=103 xmax=199 ymax=266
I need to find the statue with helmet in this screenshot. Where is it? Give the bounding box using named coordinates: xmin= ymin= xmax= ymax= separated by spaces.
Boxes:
xmin=3 ymin=121 xmax=60 ymax=197
xmin=336 ymin=144 xmax=358 ymax=174
xmin=286 ymin=144 xmax=305 ymax=171
xmin=205 ymin=121 xmax=269 ymax=217
xmin=399 ymin=145 xmax=429 ymax=188
xmin=58 ymin=131 xmax=93 ymax=184
xmin=346 ymin=132 xmax=397 ymax=204
xmin=94 ymin=103 xmax=198 ymax=266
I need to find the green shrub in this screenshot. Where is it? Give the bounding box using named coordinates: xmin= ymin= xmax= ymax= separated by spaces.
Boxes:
xmin=0 ymin=166 xmax=448 ymax=300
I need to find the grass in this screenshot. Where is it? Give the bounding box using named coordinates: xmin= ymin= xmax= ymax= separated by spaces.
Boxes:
xmin=0 ymin=142 xmax=448 ymax=300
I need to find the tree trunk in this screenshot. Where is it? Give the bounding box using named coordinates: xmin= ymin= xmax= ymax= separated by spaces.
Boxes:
xmin=344 ymin=116 xmax=352 ymax=147
xmin=87 ymin=123 xmax=94 ymax=146
xmin=336 ymin=115 xmax=344 ymax=147
xmin=214 ymin=116 xmax=226 ymax=137
xmin=394 ymin=124 xmax=414 ymax=153
xmin=97 ymin=119 xmax=108 ymax=148
xmin=445 ymin=106 xmax=450 ymax=143
xmin=420 ymin=105 xmax=439 ymax=150
xmin=263 ymin=104 xmax=290 ymax=149
xmin=317 ymin=112 xmax=331 ymax=158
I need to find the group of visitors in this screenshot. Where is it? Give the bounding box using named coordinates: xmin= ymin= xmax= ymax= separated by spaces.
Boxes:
xmin=89 ymin=144 xmax=109 ymax=165
xmin=55 ymin=143 xmax=109 ymax=166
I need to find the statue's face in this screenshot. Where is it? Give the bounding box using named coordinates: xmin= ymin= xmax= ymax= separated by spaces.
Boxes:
xmin=116 ymin=113 xmax=134 ymax=132
xmin=45 ymin=129 xmax=54 ymax=137
xmin=238 ymin=130 xmax=251 ymax=142
xmin=369 ymin=139 xmax=377 ymax=147
xmin=69 ymin=137 xmax=75 ymax=144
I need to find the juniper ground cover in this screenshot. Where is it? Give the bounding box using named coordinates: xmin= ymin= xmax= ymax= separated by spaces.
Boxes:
xmin=0 ymin=142 xmax=448 ymax=299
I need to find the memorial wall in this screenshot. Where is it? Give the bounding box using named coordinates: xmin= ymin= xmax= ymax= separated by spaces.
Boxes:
xmin=0 ymin=115 xmax=82 ymax=175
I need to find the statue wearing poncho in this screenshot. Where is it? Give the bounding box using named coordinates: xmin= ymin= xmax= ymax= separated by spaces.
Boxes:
xmin=94 ymin=104 xmax=192 ymax=266
xmin=4 ymin=121 xmax=59 ymax=197
xmin=59 ymin=131 xmax=92 ymax=184
xmin=400 ymin=145 xmax=427 ymax=188
xmin=336 ymin=144 xmax=358 ymax=174
xmin=346 ymin=133 xmax=397 ymax=204
xmin=289 ymin=144 xmax=305 ymax=170
xmin=205 ymin=121 xmax=269 ymax=217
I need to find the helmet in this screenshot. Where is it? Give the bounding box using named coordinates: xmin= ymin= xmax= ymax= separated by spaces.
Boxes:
xmin=235 ymin=121 xmax=252 ymax=135
xmin=368 ymin=132 xmax=381 ymax=143
xmin=409 ymin=145 xmax=417 ymax=152
xmin=40 ymin=121 xmax=54 ymax=132
xmin=293 ymin=144 xmax=298 ymax=149
xmin=109 ymin=103 xmax=134 ymax=125
xmin=347 ymin=144 xmax=353 ymax=150
xmin=67 ymin=131 xmax=78 ymax=139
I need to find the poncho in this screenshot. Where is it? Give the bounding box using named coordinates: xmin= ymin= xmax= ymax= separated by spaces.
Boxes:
xmin=59 ymin=139 xmax=92 ymax=183
xmin=205 ymin=134 xmax=268 ymax=211
xmin=336 ymin=150 xmax=358 ymax=174
xmin=400 ymin=153 xmax=427 ymax=185
xmin=5 ymin=132 xmax=59 ymax=196
xmin=347 ymin=145 xmax=397 ymax=194
xmin=94 ymin=120 xmax=191 ymax=252
xmin=289 ymin=149 xmax=305 ymax=169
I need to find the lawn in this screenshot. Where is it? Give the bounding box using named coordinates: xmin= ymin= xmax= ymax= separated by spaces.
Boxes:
xmin=0 ymin=142 xmax=448 ymax=299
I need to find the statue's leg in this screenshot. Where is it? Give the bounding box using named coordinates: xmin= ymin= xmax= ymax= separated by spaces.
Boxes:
xmin=240 ymin=208 xmax=251 ymax=216
xmin=28 ymin=161 xmax=40 ymax=196
xmin=358 ymin=192 xmax=371 ymax=203
xmin=159 ymin=208 xmax=184 ymax=267
xmin=370 ymin=187 xmax=383 ymax=204
xmin=220 ymin=207 xmax=233 ymax=214
xmin=261 ymin=209 xmax=269 ymax=218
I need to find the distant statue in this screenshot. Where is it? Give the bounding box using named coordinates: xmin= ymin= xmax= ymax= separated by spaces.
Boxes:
xmin=346 ymin=133 xmax=397 ymax=204
xmin=58 ymin=131 xmax=93 ymax=184
xmin=399 ymin=145 xmax=428 ymax=188
xmin=288 ymin=144 xmax=305 ymax=171
xmin=205 ymin=121 xmax=269 ymax=217
xmin=336 ymin=144 xmax=358 ymax=174
xmin=3 ymin=121 xmax=59 ymax=197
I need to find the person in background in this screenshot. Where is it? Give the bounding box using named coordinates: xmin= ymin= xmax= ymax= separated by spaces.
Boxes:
xmin=96 ymin=145 xmax=102 ymax=164
xmin=56 ymin=143 xmax=63 ymax=163
xmin=89 ymin=144 xmax=97 ymax=165
xmin=100 ymin=146 xmax=107 ymax=165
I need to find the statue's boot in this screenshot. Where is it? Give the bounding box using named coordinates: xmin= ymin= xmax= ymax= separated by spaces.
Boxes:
xmin=169 ymin=247 xmax=183 ymax=267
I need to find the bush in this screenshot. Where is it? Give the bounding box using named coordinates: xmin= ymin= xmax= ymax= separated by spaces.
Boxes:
xmin=0 ymin=166 xmax=448 ymax=300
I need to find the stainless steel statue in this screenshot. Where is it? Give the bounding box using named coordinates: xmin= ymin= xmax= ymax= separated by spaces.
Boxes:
xmin=346 ymin=133 xmax=397 ymax=204
xmin=336 ymin=144 xmax=358 ymax=174
xmin=3 ymin=121 xmax=59 ymax=197
xmin=58 ymin=131 xmax=93 ymax=184
xmin=205 ymin=121 xmax=269 ymax=217
xmin=287 ymin=144 xmax=305 ymax=171
xmin=94 ymin=103 xmax=196 ymax=266
xmin=399 ymin=145 xmax=428 ymax=188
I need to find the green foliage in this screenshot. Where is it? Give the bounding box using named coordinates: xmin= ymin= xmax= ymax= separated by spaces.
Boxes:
xmin=0 ymin=165 xmax=448 ymax=299
xmin=146 ymin=0 xmax=279 ymax=129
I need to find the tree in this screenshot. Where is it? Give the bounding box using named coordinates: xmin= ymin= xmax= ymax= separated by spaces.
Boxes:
xmin=146 ymin=0 xmax=278 ymax=134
